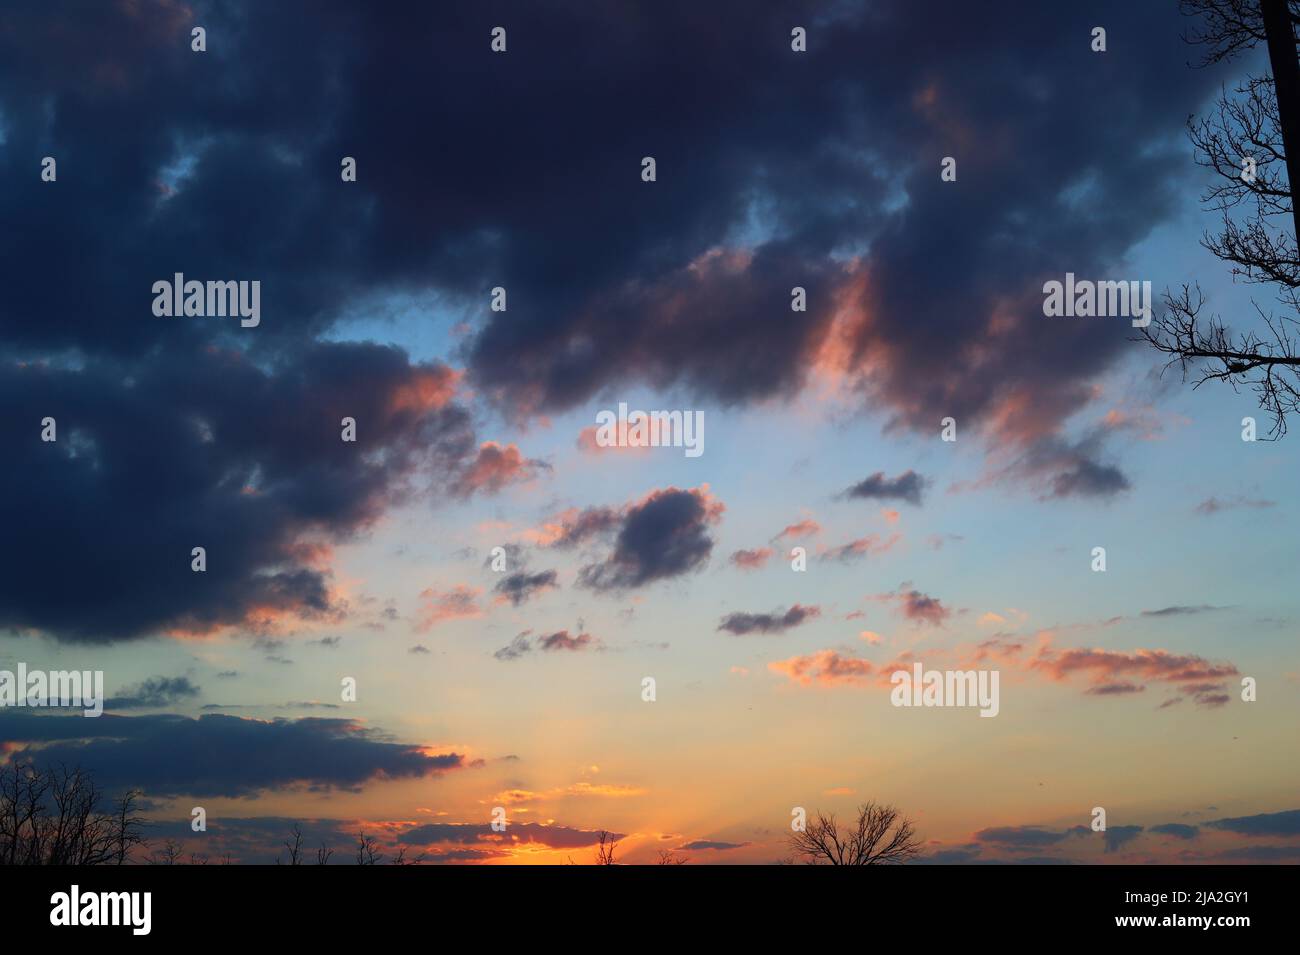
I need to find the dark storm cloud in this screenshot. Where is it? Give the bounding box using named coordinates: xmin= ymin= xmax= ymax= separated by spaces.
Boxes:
xmin=0 ymin=342 xmax=475 ymax=642
xmin=0 ymin=712 xmax=465 ymax=798
xmin=492 ymin=569 xmax=559 ymax=607
xmin=717 ymin=604 xmax=821 ymax=635
xmin=0 ymin=0 xmax=1232 ymax=645
xmin=106 ymin=675 xmax=201 ymax=710
xmin=841 ymin=470 xmax=928 ymax=505
xmin=577 ymin=487 xmax=723 ymax=592
xmin=3 ymin=1 xmax=1219 ymax=396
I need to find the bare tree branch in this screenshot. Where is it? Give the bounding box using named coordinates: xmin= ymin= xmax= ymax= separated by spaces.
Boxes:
xmin=787 ymin=802 xmax=923 ymax=866
xmin=594 ymin=830 xmax=619 ymax=865
xmin=1 ymin=762 xmax=146 ymax=866
xmin=1145 ymin=1 xmax=1300 ymax=434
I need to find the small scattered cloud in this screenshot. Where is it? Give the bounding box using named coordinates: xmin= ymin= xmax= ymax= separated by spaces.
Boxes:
xmin=416 ymin=584 xmax=483 ymax=631
xmin=537 ymin=630 xmax=596 ymax=652
xmin=841 ymin=470 xmax=928 ymax=505
xmin=577 ymin=486 xmax=724 ymax=593
xmin=771 ymin=518 xmax=820 ymax=543
xmin=493 ymin=569 xmax=559 ymax=607
xmin=1140 ymin=605 xmax=1228 ymax=617
xmin=679 ymin=840 xmax=749 ymax=851
xmin=451 ymin=442 xmax=549 ymax=498
xmin=876 ymin=583 xmax=951 ymax=626
xmin=1194 ymin=496 xmax=1276 ymax=516
xmin=718 ymin=604 xmax=821 ymax=636
xmin=106 ymin=676 xmax=201 ymax=711
xmin=494 ymin=633 xmax=533 ymax=661
xmin=730 ymin=547 xmax=774 ymax=570
xmin=820 ymin=533 xmax=901 ymax=564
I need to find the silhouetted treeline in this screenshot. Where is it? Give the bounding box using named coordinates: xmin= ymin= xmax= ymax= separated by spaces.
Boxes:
xmin=0 ymin=761 xmax=144 ymax=865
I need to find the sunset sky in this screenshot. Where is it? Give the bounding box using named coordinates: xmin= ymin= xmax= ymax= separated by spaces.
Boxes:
xmin=1 ymin=0 xmax=1298 ymax=864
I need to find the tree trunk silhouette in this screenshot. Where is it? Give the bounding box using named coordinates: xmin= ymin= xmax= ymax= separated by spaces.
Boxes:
xmin=1142 ymin=1 xmax=1300 ymax=436
xmin=1263 ymin=0 xmax=1300 ymax=235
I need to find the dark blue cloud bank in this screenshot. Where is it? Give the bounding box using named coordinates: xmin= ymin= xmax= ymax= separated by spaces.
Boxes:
xmin=0 ymin=1 xmax=1227 ymax=643
xmin=0 ymin=712 xmax=466 ymax=798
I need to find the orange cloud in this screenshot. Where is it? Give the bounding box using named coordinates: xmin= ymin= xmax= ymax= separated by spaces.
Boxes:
xmin=769 ymin=635 xmax=1239 ymax=709
xmin=873 ymin=583 xmax=952 ymax=626
xmin=452 ymin=442 xmax=547 ymax=498
xmin=415 ymin=584 xmax=483 ymax=631
xmin=730 ymin=547 xmax=774 ymax=570
xmin=1027 ymin=645 xmax=1238 ymax=687
xmin=772 ymin=518 xmax=821 ymax=542
xmin=387 ymin=366 xmax=459 ymax=415
xmin=769 ymin=649 xmax=877 ymax=686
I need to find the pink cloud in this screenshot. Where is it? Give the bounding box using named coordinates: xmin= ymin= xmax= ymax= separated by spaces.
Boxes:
xmin=416 ymin=585 xmax=483 ymax=631
xmin=730 ymin=547 xmax=774 ymax=570
xmin=772 ymin=518 xmax=821 ymax=542
xmin=451 ymin=442 xmax=548 ymax=498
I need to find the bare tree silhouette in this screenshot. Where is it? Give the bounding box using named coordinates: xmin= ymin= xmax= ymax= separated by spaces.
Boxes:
xmin=1 ymin=762 xmax=144 ymax=866
xmin=656 ymin=849 xmax=689 ymax=865
xmin=277 ymin=822 xmax=305 ymax=865
xmin=1142 ymin=0 xmax=1300 ymax=436
xmin=787 ymin=802 xmax=922 ymax=866
xmin=354 ymin=831 xmax=384 ymax=865
xmin=268 ymin=825 xmax=430 ymax=865
xmin=594 ymin=830 xmax=619 ymax=865
xmin=390 ymin=845 xmax=427 ymax=865
xmin=145 ymin=839 xmax=185 ymax=866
